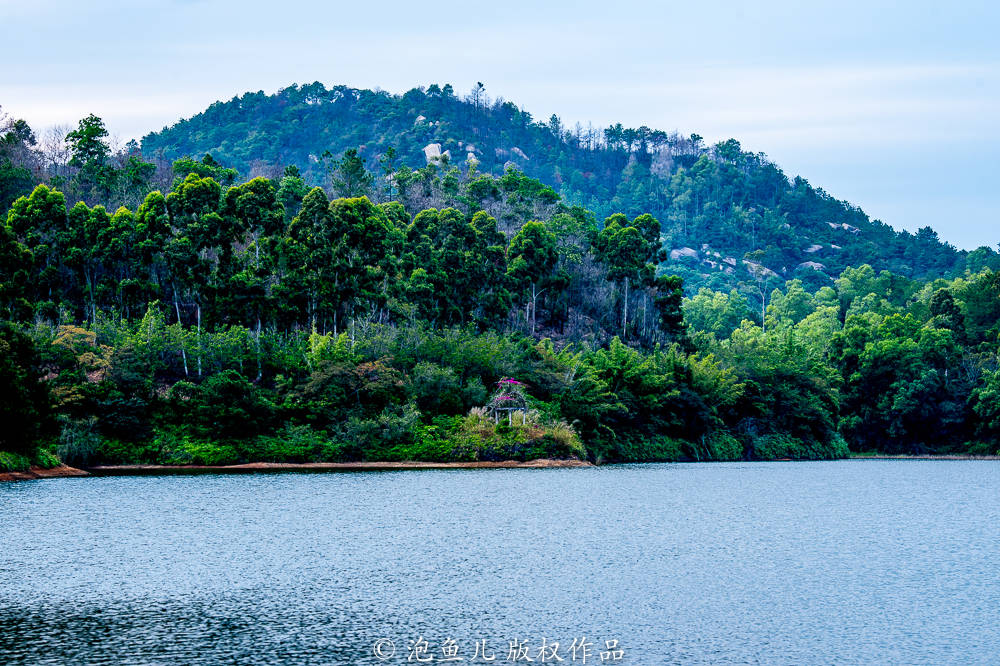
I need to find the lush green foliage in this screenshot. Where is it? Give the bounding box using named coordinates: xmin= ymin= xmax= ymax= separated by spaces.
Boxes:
xmin=138 ymin=83 xmax=997 ymax=294
xmin=1 ymin=97 xmax=998 ymax=469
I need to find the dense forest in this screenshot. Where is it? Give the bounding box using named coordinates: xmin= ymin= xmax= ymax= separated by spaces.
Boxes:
xmin=139 ymin=83 xmax=999 ymax=292
xmin=1 ymin=92 xmax=999 ymax=473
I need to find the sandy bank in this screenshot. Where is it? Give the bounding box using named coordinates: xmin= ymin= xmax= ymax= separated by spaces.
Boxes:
xmin=0 ymin=464 xmax=90 ymax=482
xmin=85 ymin=459 xmax=593 ymax=476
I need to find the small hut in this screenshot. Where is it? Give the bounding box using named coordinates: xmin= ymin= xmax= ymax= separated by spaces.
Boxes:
xmin=486 ymin=378 xmax=529 ymax=425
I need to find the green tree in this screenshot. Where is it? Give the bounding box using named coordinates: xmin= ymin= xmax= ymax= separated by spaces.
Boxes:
xmin=326 ymin=148 xmax=373 ymax=198
xmin=684 ymin=288 xmax=754 ymax=341
xmin=592 ymin=213 xmax=658 ymax=340
xmin=928 ymin=287 xmax=966 ymax=342
xmin=277 ymin=168 xmax=309 ymax=222
xmin=172 ymin=154 xmax=238 ymax=187
xmin=223 ymin=177 xmax=285 ymax=379
xmin=0 ymin=222 xmax=32 ymax=319
xmin=327 ymin=196 xmax=398 ymax=333
xmin=5 ymin=184 xmax=69 ymax=314
xmin=653 ymin=275 xmax=690 ymax=348
xmin=281 ymin=187 xmax=334 ymax=331
xmin=66 ymin=114 xmax=110 ymax=168
xmin=0 ymin=323 xmax=52 ymax=455
xmin=378 ymin=147 xmax=398 ymax=201
xmin=969 ymin=370 xmax=1000 ymax=453
xmin=0 ymin=114 xmax=37 ymax=212
xmin=507 ymin=221 xmax=558 ymax=335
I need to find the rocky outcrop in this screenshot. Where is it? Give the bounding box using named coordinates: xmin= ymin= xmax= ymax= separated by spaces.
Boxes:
xmin=423 ymin=143 xmax=450 ymax=163
xmin=743 ymin=260 xmax=780 ymax=278
xmin=828 ymin=222 xmax=860 ymax=234
xmin=669 ymin=247 xmax=699 ymax=260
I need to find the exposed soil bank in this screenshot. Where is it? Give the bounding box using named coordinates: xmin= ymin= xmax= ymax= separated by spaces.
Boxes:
xmin=849 ymin=454 xmax=1000 ymax=460
xmin=8 ymin=456 xmax=995 ymax=482
xmin=0 ymin=464 xmax=90 ymax=482
xmin=85 ymin=459 xmax=594 ymax=476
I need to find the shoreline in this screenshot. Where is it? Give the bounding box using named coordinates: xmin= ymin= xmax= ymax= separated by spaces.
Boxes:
xmin=4 ymin=455 xmax=999 ymax=482
xmin=847 ymin=454 xmax=1000 ymax=461
xmin=84 ymin=459 xmax=594 ymax=477
xmin=0 ymin=464 xmax=90 ymax=482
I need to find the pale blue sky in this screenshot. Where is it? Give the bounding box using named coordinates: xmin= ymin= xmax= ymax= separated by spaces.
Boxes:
xmin=2 ymin=0 xmax=997 ymax=249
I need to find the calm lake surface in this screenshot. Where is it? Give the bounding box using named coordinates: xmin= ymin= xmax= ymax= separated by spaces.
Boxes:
xmin=2 ymin=461 xmax=999 ymax=665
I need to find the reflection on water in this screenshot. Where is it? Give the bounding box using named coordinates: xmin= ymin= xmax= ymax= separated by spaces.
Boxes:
xmin=2 ymin=461 xmax=999 ymax=664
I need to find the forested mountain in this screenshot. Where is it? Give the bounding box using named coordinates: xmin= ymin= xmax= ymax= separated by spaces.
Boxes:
xmin=1 ymin=87 xmax=1000 ymax=475
xmin=140 ymin=82 xmax=994 ymax=295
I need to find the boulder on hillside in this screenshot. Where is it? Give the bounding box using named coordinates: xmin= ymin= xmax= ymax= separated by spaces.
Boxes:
xmin=669 ymin=247 xmax=698 ymax=261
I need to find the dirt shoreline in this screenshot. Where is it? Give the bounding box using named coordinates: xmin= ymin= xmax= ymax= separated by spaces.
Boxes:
xmin=5 ymin=455 xmax=997 ymax=482
xmin=0 ymin=464 xmax=90 ymax=482
xmin=83 ymin=459 xmax=594 ymax=476
xmin=848 ymin=454 xmax=1000 ymax=461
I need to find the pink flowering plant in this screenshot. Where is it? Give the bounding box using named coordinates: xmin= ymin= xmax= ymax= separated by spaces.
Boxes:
xmin=485 ymin=377 xmax=529 ymax=412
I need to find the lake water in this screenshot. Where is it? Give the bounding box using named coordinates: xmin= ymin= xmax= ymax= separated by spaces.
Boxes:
xmin=1 ymin=461 xmax=999 ymax=665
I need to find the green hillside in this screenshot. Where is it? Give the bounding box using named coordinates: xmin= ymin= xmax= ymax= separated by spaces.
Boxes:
xmin=1 ymin=85 xmax=999 ymax=471
xmin=141 ymin=82 xmax=987 ymax=294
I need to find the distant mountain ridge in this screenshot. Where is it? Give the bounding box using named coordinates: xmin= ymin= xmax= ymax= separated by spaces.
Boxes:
xmin=141 ymin=82 xmax=992 ymax=292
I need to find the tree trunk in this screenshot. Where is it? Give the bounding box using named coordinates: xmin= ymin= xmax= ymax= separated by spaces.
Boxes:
xmin=641 ymin=291 xmax=647 ymax=341
xmin=85 ymin=270 xmax=96 ymax=327
xmin=196 ymin=303 xmax=202 ymax=377
xmin=173 ymin=287 xmax=189 ymax=377
xmin=530 ymin=282 xmax=539 ymax=336
xmin=622 ymin=277 xmax=629 ymax=340
xmin=255 ymin=316 xmax=262 ymax=382
xmin=758 ymin=283 xmax=766 ymax=334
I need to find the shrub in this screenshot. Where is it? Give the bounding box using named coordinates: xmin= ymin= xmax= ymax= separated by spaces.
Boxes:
xmin=751 ymin=433 xmax=848 ymax=460
xmin=705 ymin=431 xmax=744 ymax=461
xmin=752 ymin=433 xmax=806 ymax=460
xmin=410 ymin=362 xmax=463 ymax=414
xmin=448 ymin=408 xmax=586 ymax=462
xmin=56 ymin=417 xmax=101 ymax=466
xmin=337 ymin=403 xmax=422 ymax=461
xmin=385 ymin=417 xmax=470 ymax=462
xmin=153 ymin=429 xmax=239 ymax=466
xmin=252 ymin=424 xmax=329 ymax=463
xmin=826 ymin=433 xmax=850 ymax=459
xmin=0 ymin=451 xmax=31 ymax=472
xmin=31 ymin=448 xmax=61 ymax=468
xmin=612 ymin=433 xmax=687 ymax=462
xmin=97 ymin=438 xmax=161 ymax=465
xmin=165 ymin=370 xmax=277 ymax=443
xmin=965 ymin=441 xmax=999 ymax=457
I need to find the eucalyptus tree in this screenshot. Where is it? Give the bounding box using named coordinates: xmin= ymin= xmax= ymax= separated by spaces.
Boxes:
xmin=592 ymin=213 xmax=659 ymax=340
xmin=164 ymin=173 xmax=227 ymax=375
xmin=507 ymin=221 xmax=558 ymax=335
xmin=5 ymin=184 xmax=69 ymax=313
xmin=281 ymin=187 xmax=334 ymax=332
xmin=403 ymin=207 xmax=509 ymax=328
xmin=327 ymin=195 xmax=400 ymax=335
xmin=133 ymin=190 xmax=172 ymax=301
xmin=0 ymin=221 xmax=31 ymax=319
